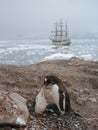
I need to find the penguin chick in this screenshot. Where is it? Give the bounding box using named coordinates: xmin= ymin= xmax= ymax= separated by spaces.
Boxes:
xmin=35 ymin=87 xmax=47 ymax=114
xmin=43 ymin=75 xmax=71 ymax=115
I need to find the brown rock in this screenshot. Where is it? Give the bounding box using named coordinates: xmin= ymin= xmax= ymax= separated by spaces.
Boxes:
xmin=0 ymin=90 xmax=29 ymax=127
xmin=76 ymin=97 xmax=87 ymax=105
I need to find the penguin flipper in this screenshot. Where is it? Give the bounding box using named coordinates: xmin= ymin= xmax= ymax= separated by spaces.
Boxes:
xmin=65 ymin=92 xmax=71 ymax=112
xmin=59 ymin=91 xmax=64 ymax=112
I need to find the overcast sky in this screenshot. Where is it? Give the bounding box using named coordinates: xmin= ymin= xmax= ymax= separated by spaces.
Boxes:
xmin=0 ymin=0 xmax=98 ymax=39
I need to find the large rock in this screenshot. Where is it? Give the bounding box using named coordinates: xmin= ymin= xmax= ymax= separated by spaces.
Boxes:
xmin=0 ymin=90 xmax=29 ymax=127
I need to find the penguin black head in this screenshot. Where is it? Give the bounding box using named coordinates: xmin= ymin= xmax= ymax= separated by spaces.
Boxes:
xmin=44 ymin=75 xmax=61 ymax=86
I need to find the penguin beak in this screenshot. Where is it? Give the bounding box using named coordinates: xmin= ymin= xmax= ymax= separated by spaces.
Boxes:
xmin=43 ymin=83 xmax=48 ymax=88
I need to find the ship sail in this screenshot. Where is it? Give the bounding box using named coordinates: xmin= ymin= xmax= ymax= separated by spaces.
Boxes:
xmin=50 ymin=20 xmax=71 ymax=46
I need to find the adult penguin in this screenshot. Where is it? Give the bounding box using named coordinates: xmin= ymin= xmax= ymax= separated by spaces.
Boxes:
xmin=43 ymin=75 xmax=71 ymax=115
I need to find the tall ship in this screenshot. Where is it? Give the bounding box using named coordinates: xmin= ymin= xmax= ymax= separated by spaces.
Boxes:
xmin=50 ymin=20 xmax=71 ymax=46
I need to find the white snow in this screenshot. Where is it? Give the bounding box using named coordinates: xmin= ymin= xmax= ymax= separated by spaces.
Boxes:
xmin=16 ymin=116 xmax=26 ymax=125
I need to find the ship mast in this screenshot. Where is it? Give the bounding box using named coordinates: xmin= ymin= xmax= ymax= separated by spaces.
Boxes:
xmin=55 ymin=22 xmax=58 ymax=39
xmin=65 ymin=21 xmax=68 ymax=40
xmin=60 ymin=19 xmax=63 ymax=41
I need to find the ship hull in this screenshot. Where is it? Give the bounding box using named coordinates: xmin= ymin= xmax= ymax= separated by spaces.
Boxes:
xmin=52 ymin=40 xmax=71 ymax=46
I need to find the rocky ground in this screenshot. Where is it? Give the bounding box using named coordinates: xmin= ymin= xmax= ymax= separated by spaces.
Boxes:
xmin=0 ymin=57 xmax=98 ymax=130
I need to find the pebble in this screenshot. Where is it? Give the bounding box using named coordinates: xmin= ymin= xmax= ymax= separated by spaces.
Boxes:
xmin=25 ymin=99 xmax=88 ymax=130
xmin=89 ymin=97 xmax=97 ymax=103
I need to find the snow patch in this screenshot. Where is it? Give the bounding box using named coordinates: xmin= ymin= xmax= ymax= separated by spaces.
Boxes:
xmin=16 ymin=116 xmax=26 ymax=125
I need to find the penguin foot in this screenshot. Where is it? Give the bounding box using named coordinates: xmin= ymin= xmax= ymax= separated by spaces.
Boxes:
xmin=36 ymin=112 xmax=44 ymax=115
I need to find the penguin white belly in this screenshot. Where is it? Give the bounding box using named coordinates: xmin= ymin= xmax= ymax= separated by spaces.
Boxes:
xmin=35 ymin=91 xmax=47 ymax=113
xmin=51 ymin=84 xmax=60 ymax=110
xmin=51 ymin=84 xmax=65 ymax=114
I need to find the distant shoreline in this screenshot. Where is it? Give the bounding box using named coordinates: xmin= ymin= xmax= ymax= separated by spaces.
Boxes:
xmin=0 ymin=57 xmax=98 ymax=67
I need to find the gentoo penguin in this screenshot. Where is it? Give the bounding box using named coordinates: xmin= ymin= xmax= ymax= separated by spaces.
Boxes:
xmin=35 ymin=87 xmax=47 ymax=114
xmin=43 ymin=75 xmax=71 ymax=115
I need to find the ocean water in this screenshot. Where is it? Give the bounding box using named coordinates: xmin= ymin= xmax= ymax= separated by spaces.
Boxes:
xmin=0 ymin=35 xmax=98 ymax=65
